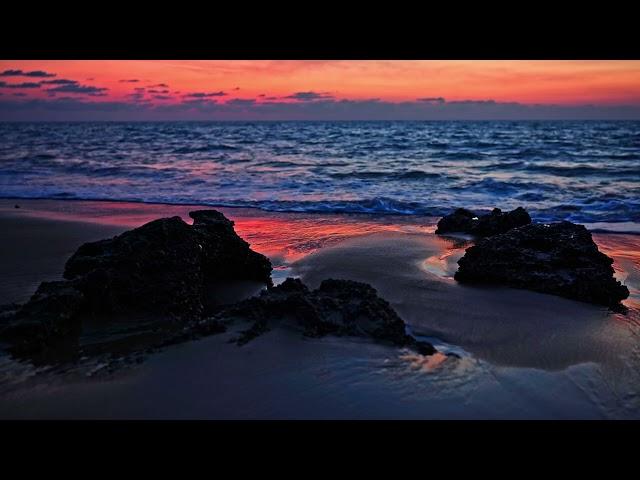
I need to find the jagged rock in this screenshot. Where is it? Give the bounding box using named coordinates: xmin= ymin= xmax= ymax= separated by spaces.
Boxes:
xmin=217 ymin=277 xmax=436 ymax=354
xmin=63 ymin=211 xmax=272 ymax=320
xmin=455 ymin=221 xmax=629 ymax=308
xmin=64 ymin=216 xmax=206 ymax=320
xmin=436 ymin=207 xmax=531 ymax=236
xmin=189 ymin=210 xmax=273 ymax=285
xmin=1 ymin=210 xmax=272 ymax=360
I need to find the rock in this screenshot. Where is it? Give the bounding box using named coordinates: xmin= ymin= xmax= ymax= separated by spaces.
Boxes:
xmin=454 ymin=221 xmax=629 ymax=308
xmin=63 ymin=210 xmax=272 ymax=320
xmin=435 ymin=208 xmax=476 ymax=234
xmin=188 ymin=210 xmax=273 ymax=285
xmin=436 ymin=207 xmax=531 ymax=236
xmin=1 ymin=210 xmax=272 ymax=360
xmin=0 ymin=281 xmax=84 ymax=359
xmin=63 ymin=216 xmax=206 ymax=320
xmin=218 ymin=277 xmax=436 ymax=354
xmin=472 ymin=207 xmax=532 ymax=237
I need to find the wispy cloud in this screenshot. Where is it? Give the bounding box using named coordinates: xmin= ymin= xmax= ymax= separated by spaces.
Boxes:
xmin=41 ymin=79 xmax=79 ymax=85
xmin=417 ymin=97 xmax=445 ymax=103
xmin=0 ymin=81 xmax=42 ymax=89
xmin=284 ymin=91 xmax=334 ymax=101
xmin=183 ymin=91 xmax=227 ymax=98
xmin=47 ymin=84 xmax=109 ymax=96
xmin=226 ymin=98 xmax=256 ymax=106
xmin=0 ymin=69 xmax=56 ymax=78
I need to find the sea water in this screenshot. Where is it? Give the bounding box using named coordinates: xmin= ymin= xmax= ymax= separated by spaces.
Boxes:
xmin=1 ymin=121 xmax=639 ymax=227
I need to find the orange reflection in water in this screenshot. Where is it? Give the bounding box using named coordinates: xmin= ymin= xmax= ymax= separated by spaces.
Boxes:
xmin=231 ymin=215 xmax=434 ymax=265
xmin=0 ymin=199 xmax=436 ymax=266
xmin=593 ymin=233 xmax=640 ymax=309
xmin=399 ymin=352 xmax=450 ymax=373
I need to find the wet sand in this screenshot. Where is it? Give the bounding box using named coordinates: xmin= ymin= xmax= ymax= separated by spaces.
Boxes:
xmin=1 ymin=199 xmax=639 ymax=419
xmin=294 ymin=232 xmax=640 ymax=372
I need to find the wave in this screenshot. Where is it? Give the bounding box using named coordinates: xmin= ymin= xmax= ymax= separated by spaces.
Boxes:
xmin=172 ymin=144 xmax=239 ymax=154
xmin=3 ymin=192 xmax=640 ymax=229
xmin=1 ymin=121 xmax=638 ymax=228
xmin=524 ymin=164 xmax=640 ymax=178
xmin=329 ymin=170 xmax=441 ymax=180
xmin=476 ymin=161 xmax=640 ymax=178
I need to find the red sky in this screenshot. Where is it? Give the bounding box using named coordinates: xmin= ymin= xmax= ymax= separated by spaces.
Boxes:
xmin=2 ymin=60 xmax=640 ymax=120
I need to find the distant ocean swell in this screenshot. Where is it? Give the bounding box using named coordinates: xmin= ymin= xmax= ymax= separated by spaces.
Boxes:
xmin=1 ymin=121 xmax=638 ymax=228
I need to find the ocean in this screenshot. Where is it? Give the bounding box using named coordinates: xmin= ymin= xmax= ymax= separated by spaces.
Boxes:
xmin=1 ymin=121 xmax=639 ymax=228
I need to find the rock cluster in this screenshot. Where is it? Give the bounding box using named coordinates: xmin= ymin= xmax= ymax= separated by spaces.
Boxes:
xmin=455 ymin=221 xmax=629 ymax=308
xmin=435 ymin=207 xmax=531 ymax=236
xmin=0 ymin=211 xmax=438 ymax=363
xmin=216 ymin=277 xmax=436 ymax=354
xmin=1 ymin=210 xmax=272 ymax=358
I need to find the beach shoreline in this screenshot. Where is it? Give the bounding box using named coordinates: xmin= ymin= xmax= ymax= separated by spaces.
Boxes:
xmin=1 ymin=197 xmax=640 ymax=419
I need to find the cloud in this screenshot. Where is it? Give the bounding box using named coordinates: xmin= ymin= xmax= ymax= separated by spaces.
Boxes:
xmin=417 ymin=97 xmax=445 ymax=104
xmin=226 ymin=98 xmax=256 ymax=106
xmin=126 ymin=92 xmax=149 ymax=103
xmin=0 ymin=81 xmax=42 ymax=89
xmin=284 ymin=91 xmax=334 ymax=101
xmin=0 ymin=69 xmax=55 ymax=78
xmin=46 ymin=84 xmax=109 ymax=96
xmin=181 ymin=98 xmax=220 ymax=107
xmin=183 ymin=91 xmax=227 ymax=98
xmin=153 ymin=95 xmax=171 ymax=100
xmin=41 ymin=79 xmax=78 ymax=85
xmin=148 ymin=89 xmax=169 ymax=94
xmin=24 ymin=70 xmax=55 ymax=78
xmin=448 ymin=99 xmax=497 ymax=105
xmin=119 ymin=79 xmax=140 ymax=83
xmin=149 ymin=83 xmax=169 ymax=88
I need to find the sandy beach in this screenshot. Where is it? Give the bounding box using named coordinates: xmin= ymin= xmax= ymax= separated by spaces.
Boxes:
xmin=1 ymin=198 xmax=639 ymax=419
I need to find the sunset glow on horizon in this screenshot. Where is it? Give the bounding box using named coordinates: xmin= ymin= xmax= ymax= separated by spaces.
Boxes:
xmin=2 ymin=60 xmax=640 ymax=120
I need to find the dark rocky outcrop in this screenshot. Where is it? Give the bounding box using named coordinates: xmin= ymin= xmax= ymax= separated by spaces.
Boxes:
xmin=0 ymin=210 xmax=272 ymax=359
xmin=63 ymin=210 xmax=272 ymax=320
xmin=436 ymin=207 xmax=531 ymax=237
xmin=213 ymin=277 xmax=436 ymax=355
xmin=0 ymin=212 xmax=438 ymax=365
xmin=455 ymin=221 xmax=629 ymax=308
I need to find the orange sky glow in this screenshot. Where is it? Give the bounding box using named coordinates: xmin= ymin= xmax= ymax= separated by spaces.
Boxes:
xmin=2 ymin=60 xmax=640 ymax=105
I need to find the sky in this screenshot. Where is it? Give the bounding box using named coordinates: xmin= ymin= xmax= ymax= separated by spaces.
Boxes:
xmin=1 ymin=60 xmax=640 ymax=120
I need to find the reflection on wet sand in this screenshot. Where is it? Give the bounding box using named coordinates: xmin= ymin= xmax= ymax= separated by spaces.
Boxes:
xmin=294 ymin=232 xmax=640 ymax=375
xmin=400 ymin=352 xmax=451 ymax=373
